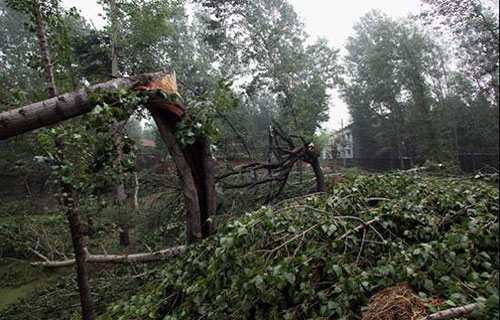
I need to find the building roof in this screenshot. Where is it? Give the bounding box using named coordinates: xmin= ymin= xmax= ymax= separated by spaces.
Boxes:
xmin=335 ymin=123 xmax=354 ymax=134
xmin=140 ymin=139 xmax=157 ymax=148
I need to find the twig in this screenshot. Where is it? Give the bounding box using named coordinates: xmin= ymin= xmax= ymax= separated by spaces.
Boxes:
xmin=355 ymin=228 xmax=367 ymax=265
xmin=272 ymin=192 xmax=326 ymax=208
xmin=131 ymin=269 xmax=159 ymax=279
xmin=439 ymin=204 xmax=476 ymax=231
xmin=338 ymin=217 xmax=381 ymax=240
xmin=265 ymin=223 xmax=321 ymax=259
xmin=29 ymin=248 xmax=50 ymax=262
xmin=365 ymin=197 xmax=390 ymax=202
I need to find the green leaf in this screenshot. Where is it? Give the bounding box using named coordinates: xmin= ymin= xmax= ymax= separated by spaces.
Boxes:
xmin=283 ymin=272 xmax=296 ymax=285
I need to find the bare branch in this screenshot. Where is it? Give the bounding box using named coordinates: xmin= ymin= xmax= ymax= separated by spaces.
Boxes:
xmin=31 ymin=245 xmax=187 ymax=268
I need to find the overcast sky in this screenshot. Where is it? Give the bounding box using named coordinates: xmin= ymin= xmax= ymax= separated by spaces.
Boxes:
xmin=286 ymin=0 xmax=422 ymax=131
xmin=62 ymin=0 xmax=423 ymax=131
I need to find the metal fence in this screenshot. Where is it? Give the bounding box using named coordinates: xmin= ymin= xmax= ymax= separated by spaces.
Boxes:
xmin=322 ymin=154 xmax=499 ymax=173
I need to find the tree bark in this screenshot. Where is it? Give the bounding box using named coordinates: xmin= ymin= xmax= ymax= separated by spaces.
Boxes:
xmin=0 ymin=72 xmax=166 ymax=140
xmin=110 ymin=0 xmax=119 ymax=77
xmin=419 ymin=303 xmax=480 ymax=320
xmin=33 ymin=0 xmax=58 ymax=97
xmin=150 ymin=107 xmax=202 ymax=243
xmin=183 ymin=138 xmax=216 ymax=237
xmin=133 ymin=170 xmax=139 ymax=209
xmin=309 ymin=154 xmax=325 ymax=192
xmin=32 ymin=245 xmax=187 ymax=268
xmin=55 ymin=138 xmax=94 ymax=320
xmin=112 ymin=119 xmax=130 ymax=247
xmin=200 ymin=140 xmax=216 ymax=236
xmin=32 ymin=4 xmax=94 ymax=316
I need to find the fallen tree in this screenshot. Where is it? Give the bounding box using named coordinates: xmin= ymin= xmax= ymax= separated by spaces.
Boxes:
xmin=1 ymin=72 xmax=217 ymax=270
xmin=217 ymin=121 xmax=325 ymax=203
xmin=0 ymin=72 xmax=166 ymax=140
xmin=1 ymin=72 xmax=215 ymax=244
xmin=31 ymin=245 xmax=187 ymax=268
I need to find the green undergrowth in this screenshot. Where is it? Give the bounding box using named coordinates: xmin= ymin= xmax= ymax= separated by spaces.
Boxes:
xmin=0 ymin=264 xmax=161 ymax=320
xmin=104 ymin=172 xmax=499 ymax=319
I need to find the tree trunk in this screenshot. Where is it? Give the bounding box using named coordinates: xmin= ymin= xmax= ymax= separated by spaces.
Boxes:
xmin=310 ymin=155 xmax=325 ymax=192
xmin=55 ymin=138 xmax=94 ymax=320
xmin=110 ymin=0 xmax=119 ymax=77
xmin=112 ymin=119 xmax=130 ymax=247
xmin=187 ymin=138 xmax=216 ymax=237
xmin=33 ymin=0 xmax=57 ymax=97
xmin=133 ymin=170 xmax=139 ymax=209
xmin=298 ymin=160 xmax=303 ymax=183
xmin=0 ymin=72 xmax=167 ymax=140
xmin=150 ymin=107 xmax=202 ymax=243
xmin=148 ymin=92 xmax=216 ymax=242
xmin=32 ymin=4 xmax=93 ymax=316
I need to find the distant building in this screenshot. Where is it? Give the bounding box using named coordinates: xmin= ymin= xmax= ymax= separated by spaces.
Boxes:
xmin=337 ymin=124 xmax=354 ymax=159
xmin=322 ymin=124 xmax=355 ymax=159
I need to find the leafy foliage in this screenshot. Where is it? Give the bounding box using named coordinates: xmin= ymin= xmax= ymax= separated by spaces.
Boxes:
xmin=420 ymin=0 xmax=499 ymax=105
xmin=176 ymin=79 xmax=239 ymax=148
xmin=342 ymin=9 xmax=499 ymax=163
xmin=34 ymin=89 xmax=145 ymax=198
xmin=106 ymin=173 xmax=499 ymax=319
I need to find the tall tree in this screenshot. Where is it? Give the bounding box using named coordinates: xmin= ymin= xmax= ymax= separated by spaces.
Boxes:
xmin=420 ymin=0 xmax=499 ymax=107
xmin=342 ymin=11 xmax=443 ymax=164
xmin=420 ymin=0 xmax=499 ymax=156
xmin=5 ymin=1 xmax=95 ymax=318
xmin=200 ymin=0 xmax=341 ymax=137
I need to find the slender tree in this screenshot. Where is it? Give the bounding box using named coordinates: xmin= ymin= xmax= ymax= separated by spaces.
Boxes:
xmin=5 ymin=1 xmax=94 ymax=318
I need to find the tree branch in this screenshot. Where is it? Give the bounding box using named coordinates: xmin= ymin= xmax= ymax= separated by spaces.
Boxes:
xmin=31 ymin=245 xmax=187 ymax=268
xmin=419 ymin=303 xmax=480 ymax=320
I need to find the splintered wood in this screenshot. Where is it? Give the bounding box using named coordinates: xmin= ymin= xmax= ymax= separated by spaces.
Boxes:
xmin=134 ymin=71 xmax=184 ymax=117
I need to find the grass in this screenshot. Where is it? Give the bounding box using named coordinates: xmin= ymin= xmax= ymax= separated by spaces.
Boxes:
xmin=0 ymin=282 xmax=39 ymax=311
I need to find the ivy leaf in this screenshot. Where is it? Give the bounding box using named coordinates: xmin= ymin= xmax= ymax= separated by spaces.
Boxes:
xmin=283 ymin=272 xmax=296 ymax=285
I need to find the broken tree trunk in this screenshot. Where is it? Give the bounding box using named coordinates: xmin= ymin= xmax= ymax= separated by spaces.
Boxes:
xmin=0 ymin=72 xmax=167 ymax=140
xmin=0 ymin=72 xmax=216 ymax=245
xmin=150 ymin=107 xmax=202 ymax=243
xmin=140 ymin=74 xmax=215 ymax=242
xmin=32 ymin=245 xmax=187 ymax=268
xmin=307 ymin=146 xmax=326 ymax=193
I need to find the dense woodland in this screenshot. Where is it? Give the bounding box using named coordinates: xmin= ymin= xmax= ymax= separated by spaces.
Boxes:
xmin=0 ymin=0 xmax=498 ymax=319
